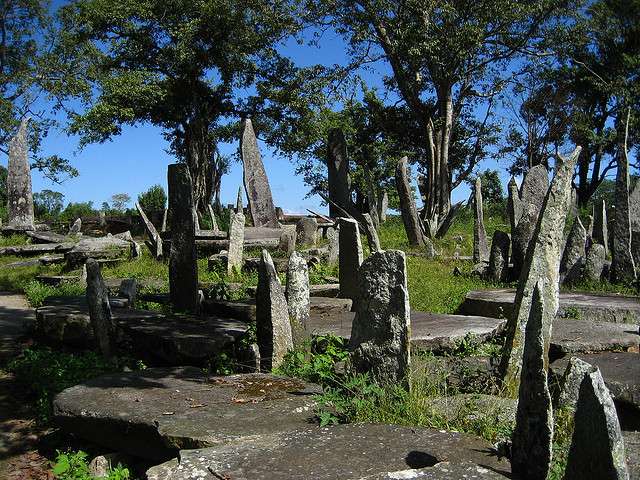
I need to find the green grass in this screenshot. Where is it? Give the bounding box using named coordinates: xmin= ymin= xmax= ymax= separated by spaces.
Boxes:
xmin=0 ymin=233 xmax=30 ymax=247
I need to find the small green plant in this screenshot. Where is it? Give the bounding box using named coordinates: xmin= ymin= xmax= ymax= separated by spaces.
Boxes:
xmin=563 ymin=306 xmax=581 ymax=319
xmin=23 ymin=280 xmax=86 ymax=307
xmin=52 ymin=450 xmax=131 ymax=480
xmin=276 ymin=334 xmax=349 ymax=385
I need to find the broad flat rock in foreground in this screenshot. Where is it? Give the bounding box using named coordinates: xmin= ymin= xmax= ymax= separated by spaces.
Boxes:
xmin=550 ymin=320 xmax=639 ymax=356
xmin=459 ymin=289 xmax=640 ymax=324
xmin=550 ymin=352 xmax=640 ymax=409
xmin=146 ymin=423 xmax=510 ymax=480
xmin=309 ymin=311 xmax=506 ymax=353
xmin=54 ymin=368 xmax=321 ymax=461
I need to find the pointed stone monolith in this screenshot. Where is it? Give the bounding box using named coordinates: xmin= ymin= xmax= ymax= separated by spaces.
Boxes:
xmin=69 ymin=218 xmax=82 ymax=235
xmin=240 ymin=119 xmax=278 ymax=227
xmin=511 ymin=281 xmax=553 ymax=480
xmin=285 ymin=251 xmax=310 ymax=349
xmin=207 ymin=204 xmax=219 ymax=231
xmin=168 ymin=164 xmax=198 ymax=313
xmin=136 ymin=202 xmax=163 ymax=258
xmin=557 ymin=357 xmax=597 ymax=409
xmin=85 ymin=258 xmax=115 ymax=358
xmin=488 ymin=230 xmax=510 ymax=282
xmin=236 ymin=186 xmax=244 ymax=214
xmin=611 ymin=147 xmax=637 ymax=284
xmin=378 ymin=191 xmax=388 ymax=223
xmin=295 ymin=217 xmax=317 ymax=246
xmin=327 ymin=226 xmax=339 ymax=266
xmin=227 ymin=212 xmax=245 ymax=275
xmin=520 ymin=164 xmax=549 ymax=211
xmin=593 ymin=199 xmax=609 ymax=256
xmin=327 ymin=128 xmax=351 ymax=218
xmin=256 ymin=250 xmax=293 ymax=371
xmin=500 ymin=147 xmax=581 ymax=393
xmin=338 ymin=218 xmax=363 ymax=304
xmin=507 ymin=176 xmax=523 ymax=234
xmin=350 ymin=250 xmax=410 ymax=387
xmin=6 ymin=118 xmax=35 ymax=231
xmin=363 ymin=213 xmax=381 ymax=253
xmin=473 ymin=177 xmax=489 ymax=263
xmin=584 ymin=243 xmax=606 ymax=283
xmin=564 ymin=368 xmax=630 ymax=480
xmin=395 ymin=157 xmax=425 ymax=247
xmin=560 ymin=217 xmax=587 ymax=284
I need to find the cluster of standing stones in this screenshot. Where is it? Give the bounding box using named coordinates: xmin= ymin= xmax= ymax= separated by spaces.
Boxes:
xmin=2 ymin=119 xmax=639 ymax=479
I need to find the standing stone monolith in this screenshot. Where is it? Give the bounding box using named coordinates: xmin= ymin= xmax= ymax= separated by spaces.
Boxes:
xmin=473 ymin=177 xmax=489 ymax=263
xmin=632 ymin=231 xmax=640 ymax=268
xmin=285 ymin=251 xmax=310 ymax=349
xmin=278 ymin=227 xmax=296 ymax=256
xmin=488 ymin=230 xmax=510 ymax=282
xmin=520 ymin=164 xmax=549 ymax=211
xmin=6 ymin=118 xmax=35 ymax=231
xmin=327 ymin=128 xmax=351 ymax=218
xmin=235 ymin=186 xmax=244 ymax=214
xmin=350 ymin=250 xmax=410 ymax=387
xmin=256 ymin=250 xmax=293 ymax=371
xmin=611 ymin=147 xmax=637 ymax=284
xmin=560 ymin=217 xmax=587 ymax=284
xmin=168 ymin=164 xmax=198 ymax=313
xmin=327 ymin=226 xmax=339 ymax=266
xmin=557 ymin=357 xmax=597 ymax=409
xmin=507 ymin=176 xmax=523 ymax=235
xmin=136 ymin=202 xmax=163 ymax=258
xmin=500 ymin=147 xmax=581 ymax=393
xmin=363 ymin=213 xmax=381 ymax=253
xmin=295 ymin=217 xmax=317 ymax=246
xmin=630 ymin=180 xmax=640 ymax=231
xmin=378 ymin=191 xmax=388 ymax=223
xmin=584 ymin=243 xmax=606 ymax=283
xmin=207 ymin=204 xmax=219 ymax=231
xmin=240 ymin=119 xmax=278 ymax=227
xmin=68 ymin=218 xmax=82 ymax=236
xmin=227 ymin=211 xmax=245 ymax=275
xmin=511 ymin=281 xmax=553 ymax=480
xmin=395 ymin=157 xmax=425 ymax=247
xmin=161 ymin=208 xmax=168 ymax=232
xmin=99 ymin=211 xmax=106 ymax=227
xmin=593 ymin=199 xmax=609 ymax=256
xmin=338 ymin=218 xmax=363 ymax=304
xmin=85 ymin=258 xmax=115 ymax=358
xmin=564 ymin=368 xmax=630 ymax=480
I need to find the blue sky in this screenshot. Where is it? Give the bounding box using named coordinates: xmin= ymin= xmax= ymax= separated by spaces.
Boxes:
xmin=4 ymin=9 xmax=518 ymax=214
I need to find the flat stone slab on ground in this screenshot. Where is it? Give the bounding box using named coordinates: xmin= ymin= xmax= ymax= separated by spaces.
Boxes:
xmin=146 ymin=423 xmax=510 ymax=480
xmin=550 ymin=320 xmax=639 ymax=356
xmin=308 ymin=311 xmax=506 ymax=353
xmin=245 ymin=283 xmax=340 ymax=298
xmin=459 ymin=289 xmax=640 ymax=324
xmin=0 ymin=293 xmax=34 ymax=364
xmin=54 ymin=368 xmax=320 ymax=462
xmin=0 ymin=242 xmax=76 ymax=256
xmin=550 ymin=352 xmax=640 ymax=410
xmin=623 ymin=431 xmax=640 ymax=480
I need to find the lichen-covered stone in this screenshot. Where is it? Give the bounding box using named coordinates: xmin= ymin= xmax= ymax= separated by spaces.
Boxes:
xmin=557 ymin=357 xmax=597 ymax=409
xmin=285 ymin=251 xmax=310 ymax=349
xmin=227 ymin=212 xmax=245 ymax=275
xmin=6 ymin=118 xmax=35 ymax=231
xmin=560 ymin=217 xmax=587 ymax=284
xmin=611 ymin=148 xmax=637 ymax=284
xmin=363 ymin=213 xmax=381 ymax=253
xmin=350 ymin=250 xmax=410 ymax=386
xmin=296 ymin=217 xmax=317 ymax=246
xmin=488 ymin=230 xmax=510 ymax=282
xmin=338 ymin=218 xmax=363 ymax=303
xmin=473 ymin=177 xmax=489 ymax=263
xmin=584 ymin=243 xmax=607 ymax=283
xmin=85 ymin=259 xmax=115 ymax=358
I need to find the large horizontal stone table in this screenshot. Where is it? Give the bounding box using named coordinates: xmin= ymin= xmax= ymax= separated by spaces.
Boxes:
xmin=53 ymin=368 xmax=321 ymax=461
xmin=550 ymin=320 xmax=639 ymax=357
xmin=146 ymin=423 xmax=511 ymax=480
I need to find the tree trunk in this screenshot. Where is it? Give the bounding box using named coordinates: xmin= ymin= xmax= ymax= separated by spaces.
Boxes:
xmin=184 ymin=120 xmax=213 ymax=214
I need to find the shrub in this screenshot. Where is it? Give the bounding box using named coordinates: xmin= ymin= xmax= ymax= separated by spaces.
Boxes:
xmin=137 ymin=185 xmax=166 ymax=213
xmin=52 ymin=450 xmax=131 ymax=480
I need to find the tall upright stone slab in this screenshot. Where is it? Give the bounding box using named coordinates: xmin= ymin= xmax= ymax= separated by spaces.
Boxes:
xmin=507 ymin=176 xmax=523 ymax=234
xmin=168 ymin=164 xmax=198 ymax=313
xmin=500 ymin=147 xmax=581 ymax=393
xmin=363 ymin=213 xmax=381 ymax=253
xmin=395 ymin=157 xmax=425 ymax=247
xmin=488 ymin=230 xmax=510 ymax=282
xmin=338 ymin=218 xmax=363 ymax=303
xmin=207 ymin=204 xmax=219 ymax=231
xmin=136 ymin=202 xmax=163 ymax=259
xmin=611 ymin=147 xmax=637 ymax=284
xmin=6 ymin=118 xmax=35 ymax=231
xmin=227 ymin=212 xmax=245 ymax=275
xmin=564 ymin=368 xmax=630 ymax=480
xmin=378 ymin=191 xmax=388 ymax=223
xmin=557 ymin=357 xmax=597 ymax=409
xmin=560 ymin=217 xmax=587 ymax=284
xmin=235 ymin=186 xmax=244 ymax=214
xmin=256 ymin=250 xmax=293 ymax=371
xmin=520 ymin=164 xmax=549 ymax=211
xmin=473 ymin=177 xmax=489 ymax=263
xmin=584 ymin=243 xmax=606 ymax=283
xmin=593 ymin=199 xmax=609 ymax=256
xmin=350 ymin=250 xmax=410 ymax=387
xmin=511 ymin=281 xmax=553 ymax=480
xmin=85 ymin=258 xmax=115 ymax=358
xmin=630 ymin=180 xmax=640 ymax=231
xmin=295 ymin=217 xmax=317 ymax=246
xmin=240 ymin=119 xmax=278 ymax=227
xmin=327 ymin=226 xmax=339 ymax=266
xmin=285 ymin=251 xmax=310 ymax=349
xmin=327 ymin=128 xmax=351 ymax=218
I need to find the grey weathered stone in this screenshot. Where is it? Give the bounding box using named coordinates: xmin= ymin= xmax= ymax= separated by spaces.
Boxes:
xmin=118 ymin=278 xmax=137 ymax=307
xmin=350 ymin=250 xmax=410 ymax=386
xmin=235 ymin=185 xmax=244 ymax=213
xmin=338 ymin=218 xmax=363 ymax=303
xmin=278 ymin=227 xmax=296 ymax=256
xmin=593 ymin=199 xmax=609 ymax=256
xmin=327 ymin=226 xmax=339 ymax=266
xmin=488 ymin=230 xmax=510 ymax=282
xmin=520 ymin=164 xmax=549 ymax=211
xmin=362 ymin=213 xmax=381 ymax=253
xmin=424 ymin=237 xmax=436 ymax=259
xmin=511 ymin=204 xmax=539 ymax=278
xmin=501 ymin=147 xmax=581 ymax=392
xmin=240 ymin=119 xmax=278 ymax=227
xmin=227 ymin=212 xmax=245 ymax=275
xmin=6 ymin=118 xmax=35 ymax=231
xmin=68 ymin=218 xmax=82 ymax=235
xmin=473 ymin=177 xmax=489 ymax=263
xmin=207 ymin=204 xmax=219 ymax=231
xmin=560 ymin=217 xmax=587 ymax=284
xmin=296 ymin=217 xmax=317 ymax=246
xmin=557 ymin=357 xmax=597 ymax=409
xmin=507 ymin=176 xmax=523 ymax=234
xmin=378 ymin=190 xmax=388 ymax=223
xmin=161 ymin=208 xmax=168 ymax=232
xmin=584 ymin=243 xmax=607 ymax=283
xmin=85 ymin=259 xmax=115 ymax=358
xmin=99 ymin=211 xmax=106 ymax=227
xmin=136 ymin=202 xmax=162 ymax=258
xmin=65 ymin=236 xmax=130 ymax=269
xmin=630 ymin=180 xmax=640 ymax=231
xmin=327 ymin=128 xmax=351 ymax=218
xmin=511 ymin=281 xmax=553 ymax=480
xmin=564 ymin=368 xmax=630 ymax=480
xmin=395 ymin=156 xmax=425 ymax=247
xmin=611 ymin=147 xmax=637 ymax=284
xmin=632 ymin=230 xmax=640 ymax=268
xmin=285 ymin=251 xmax=310 ymax=349
xmin=256 ymin=250 xmax=293 ymax=371
xmin=167 ymin=163 xmax=198 ymax=312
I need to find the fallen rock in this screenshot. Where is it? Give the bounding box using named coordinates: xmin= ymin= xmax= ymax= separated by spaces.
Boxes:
xmin=65 ymin=236 xmax=131 ymax=269
xmin=550 ymin=319 xmax=639 ymax=356
xmin=53 ymin=368 xmax=321 ymax=461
